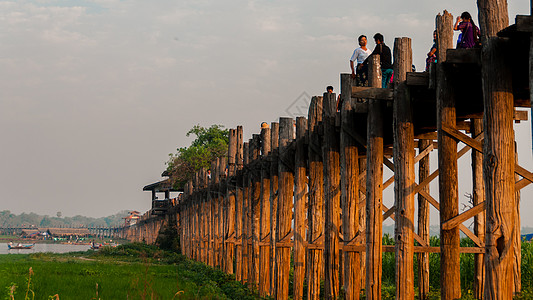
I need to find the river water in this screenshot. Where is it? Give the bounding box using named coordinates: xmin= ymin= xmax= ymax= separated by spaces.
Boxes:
xmin=1 ymin=243 xmax=92 ymax=255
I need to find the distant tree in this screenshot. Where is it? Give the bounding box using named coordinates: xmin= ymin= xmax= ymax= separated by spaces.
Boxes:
xmin=56 ymin=211 xmax=62 ymax=218
xmin=40 ymin=216 xmax=52 ymax=227
xmin=166 ymin=124 xmax=229 ymax=188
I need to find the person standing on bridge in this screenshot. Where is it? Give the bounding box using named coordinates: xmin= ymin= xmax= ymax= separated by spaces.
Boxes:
xmin=350 ymin=35 xmax=372 ymax=86
xmin=362 ymin=33 xmax=393 ymax=88
xmin=454 ymin=12 xmax=480 ymax=49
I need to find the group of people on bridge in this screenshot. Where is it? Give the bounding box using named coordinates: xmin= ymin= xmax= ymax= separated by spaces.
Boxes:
xmin=349 ymin=11 xmax=480 ymax=88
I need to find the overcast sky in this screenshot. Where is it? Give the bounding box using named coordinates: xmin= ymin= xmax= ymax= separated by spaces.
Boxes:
xmin=1 ymin=0 xmax=532 ymax=227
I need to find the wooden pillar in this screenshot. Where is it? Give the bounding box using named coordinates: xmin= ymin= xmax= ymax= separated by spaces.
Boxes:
xmin=293 ymin=116 xmax=308 ymax=300
xmin=249 ymin=134 xmax=261 ymax=288
xmin=194 ymin=172 xmax=200 ymax=260
xmin=235 ymin=126 xmax=244 ymax=280
xmin=269 ymin=122 xmax=280 ymax=296
xmin=207 ymin=165 xmax=215 ymax=267
xmin=393 ymin=37 xmax=415 ymax=300
xmin=436 ymin=11 xmax=461 ymax=300
xmin=513 ymin=142 xmax=521 ymax=295
xmin=471 ymin=119 xmax=485 ymax=299
xmin=478 ymin=2 xmax=516 ymax=298
xmin=226 ymin=129 xmax=237 ymax=274
xmin=219 ymin=156 xmax=227 ymax=270
xmin=259 ymin=126 xmax=272 ymax=296
xmin=417 ymin=139 xmax=431 ymax=300
xmin=323 ymin=91 xmax=340 ymax=299
xmin=306 ymin=97 xmax=323 ymax=300
xmin=212 ymin=159 xmax=220 ymax=267
xmin=241 ymin=142 xmax=250 ymax=283
xmin=366 ymin=54 xmax=383 ymax=300
xmin=340 ymin=73 xmax=361 ymax=300
xmin=275 ymin=117 xmax=294 ymax=300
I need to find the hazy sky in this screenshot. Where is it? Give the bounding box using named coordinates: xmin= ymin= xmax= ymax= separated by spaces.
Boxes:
xmin=1 ymin=0 xmax=532 ymax=227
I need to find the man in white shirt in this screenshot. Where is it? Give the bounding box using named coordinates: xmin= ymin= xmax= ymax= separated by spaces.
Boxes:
xmin=350 ymin=35 xmax=372 ymax=85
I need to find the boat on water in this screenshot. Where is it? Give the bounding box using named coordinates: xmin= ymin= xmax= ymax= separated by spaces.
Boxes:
xmin=8 ymin=243 xmax=35 ymax=250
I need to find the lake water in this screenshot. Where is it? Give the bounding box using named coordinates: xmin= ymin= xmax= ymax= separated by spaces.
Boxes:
xmin=1 ymin=243 xmax=92 ymax=255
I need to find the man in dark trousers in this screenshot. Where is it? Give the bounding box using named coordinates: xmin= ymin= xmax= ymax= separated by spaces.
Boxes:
xmin=363 ymin=33 xmax=393 ymax=88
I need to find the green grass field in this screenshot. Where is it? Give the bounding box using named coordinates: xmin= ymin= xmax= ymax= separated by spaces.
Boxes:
xmin=0 ymin=243 xmax=257 ymax=300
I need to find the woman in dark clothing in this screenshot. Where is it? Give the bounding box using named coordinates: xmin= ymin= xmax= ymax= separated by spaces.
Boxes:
xmin=425 ymin=30 xmax=437 ymax=71
xmin=454 ymin=12 xmax=480 ymax=49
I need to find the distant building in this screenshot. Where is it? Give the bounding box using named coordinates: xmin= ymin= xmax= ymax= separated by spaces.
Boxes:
xmin=123 ymin=211 xmax=141 ymax=226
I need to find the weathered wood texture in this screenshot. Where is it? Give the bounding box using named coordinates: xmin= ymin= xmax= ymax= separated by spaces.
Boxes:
xmin=417 ymin=139 xmax=431 ymax=300
xmin=294 ymin=117 xmax=308 ymax=300
xmin=478 ymin=0 xmax=517 ymax=297
xmin=269 ymin=122 xmax=280 ymax=296
xmin=226 ymin=129 xmax=237 ymax=274
xmin=241 ymin=142 xmax=249 ymax=283
xmin=235 ymin=126 xmax=244 ymax=281
xmin=366 ymin=54 xmax=383 ymax=300
xmin=340 ymin=73 xmax=361 ymax=300
xmin=393 ymin=37 xmax=415 ymax=300
xmin=275 ymin=117 xmax=295 ymax=300
xmin=436 ymin=11 xmax=461 ymax=300
xmin=249 ymin=135 xmax=261 ymax=288
xmin=323 ymin=92 xmax=341 ymax=300
xmin=471 ymin=119 xmax=485 ymax=299
xmin=307 ymin=97 xmax=324 ymax=300
xmin=259 ymin=126 xmax=271 ymax=297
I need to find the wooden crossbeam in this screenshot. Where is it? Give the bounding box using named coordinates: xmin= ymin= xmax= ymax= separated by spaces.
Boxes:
xmin=516 ymin=178 xmax=532 ymax=190
xmin=418 ymin=189 xmax=484 ymax=247
xmin=414 ymin=143 xmax=434 ymax=164
xmin=460 ymin=110 xmax=528 ymax=121
xmin=383 ymin=157 xmax=395 ymax=171
xmin=441 ymin=202 xmax=486 ymax=231
xmin=406 ymin=72 xmax=429 ymax=86
xmin=516 ymin=15 xmax=533 ymax=32
xmin=442 ymin=125 xmax=533 ymax=184
xmin=383 ymin=205 xmax=395 ymax=221
xmin=381 ymin=203 xmax=427 ymax=247
xmin=352 ymin=86 xmax=394 ymax=100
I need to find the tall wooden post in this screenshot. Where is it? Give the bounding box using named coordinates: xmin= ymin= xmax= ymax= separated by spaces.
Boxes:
xmin=219 ymin=156 xmax=227 ymax=269
xmin=241 ymin=142 xmax=249 ymax=283
xmin=249 ymin=135 xmax=261 ymax=288
xmin=307 ymin=96 xmax=324 ymax=300
xmin=208 ymin=163 xmax=215 ymax=267
xmin=393 ymin=37 xmax=415 ymax=300
xmin=436 ymin=11 xmax=461 ymax=300
xmin=366 ymin=54 xmax=383 ymax=300
xmin=275 ymin=117 xmax=294 ymax=300
xmin=417 ymin=139 xmax=431 ymax=300
xmin=477 ymin=1 xmax=516 ymax=298
xmin=514 ymin=142 xmax=521 ymax=295
xmin=294 ymin=116 xmax=308 ymax=300
xmin=269 ymin=122 xmax=280 ymax=296
xmin=471 ymin=119 xmax=485 ymax=299
xmin=323 ymin=91 xmax=340 ymax=299
xmin=213 ymin=159 xmax=220 ymax=266
xmin=226 ymin=129 xmax=237 ymax=274
xmin=340 ymin=73 xmax=361 ymax=300
xmin=235 ymin=126 xmax=244 ymax=281
xmin=259 ymin=126 xmax=272 ymax=296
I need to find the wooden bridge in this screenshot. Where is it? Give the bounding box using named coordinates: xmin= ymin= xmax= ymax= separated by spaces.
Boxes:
xmin=135 ymin=3 xmax=532 ymax=300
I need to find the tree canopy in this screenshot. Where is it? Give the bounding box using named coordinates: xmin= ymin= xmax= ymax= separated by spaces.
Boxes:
xmin=166 ymin=124 xmax=229 ymax=189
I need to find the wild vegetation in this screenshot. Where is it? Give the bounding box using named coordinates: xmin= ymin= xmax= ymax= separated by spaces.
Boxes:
xmin=1 ymin=243 xmax=257 ymax=300
xmin=165 ymin=124 xmax=229 ymax=189
xmin=1 ymin=236 xmax=531 ymax=299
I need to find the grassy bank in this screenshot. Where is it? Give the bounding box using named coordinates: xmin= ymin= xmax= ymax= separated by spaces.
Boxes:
xmin=0 ymin=243 xmax=257 ymax=299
